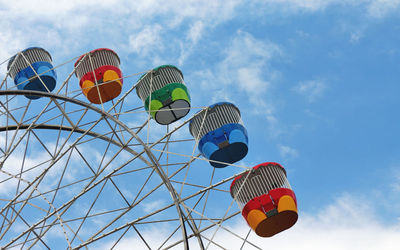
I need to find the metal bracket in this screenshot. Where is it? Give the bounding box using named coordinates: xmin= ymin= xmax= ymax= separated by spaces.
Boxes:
xmin=218 ymin=140 xmax=229 ymax=149
xmin=265 ymin=208 xmax=278 ymax=218
xmin=162 ymin=97 xmax=173 ymax=106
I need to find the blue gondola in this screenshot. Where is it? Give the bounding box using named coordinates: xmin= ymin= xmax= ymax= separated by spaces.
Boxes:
xmin=189 ymin=102 xmax=248 ymax=168
xmin=7 ymin=47 xmax=56 ymax=99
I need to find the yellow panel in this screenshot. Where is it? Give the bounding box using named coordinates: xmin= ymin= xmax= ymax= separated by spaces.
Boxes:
xmin=103 ymin=70 xmax=121 ymax=86
xmin=246 ymin=209 xmax=267 ymax=232
xmin=81 ymin=80 xmax=94 ymax=96
xmin=277 ymin=195 xmax=297 ymax=213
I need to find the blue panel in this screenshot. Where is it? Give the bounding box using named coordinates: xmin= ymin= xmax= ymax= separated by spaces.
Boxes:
xmin=14 ymin=61 xmax=57 ymax=99
xmin=209 ymin=142 xmax=248 ymax=168
xmin=202 ymin=142 xmax=219 ymax=159
xmin=16 ymin=76 xmax=29 ymax=90
xmin=229 ymin=129 xmax=248 ymax=144
xmin=23 ymin=76 xmax=57 ymax=99
xmin=37 ymin=65 xmax=51 ymax=74
xmin=198 ymin=123 xmax=249 ymax=168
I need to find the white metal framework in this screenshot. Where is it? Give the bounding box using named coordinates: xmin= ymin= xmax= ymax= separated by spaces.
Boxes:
xmin=0 ymin=49 xmax=266 ymax=249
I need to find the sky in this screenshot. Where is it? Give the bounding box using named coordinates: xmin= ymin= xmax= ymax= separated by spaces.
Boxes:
xmin=1 ymin=0 xmax=400 ymax=249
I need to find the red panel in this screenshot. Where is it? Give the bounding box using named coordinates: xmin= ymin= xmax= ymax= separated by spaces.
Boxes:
xmin=269 ymin=188 xmax=297 ymax=206
xmin=241 ymin=188 xmax=296 ymax=219
xmin=79 ymin=65 xmax=122 ymax=87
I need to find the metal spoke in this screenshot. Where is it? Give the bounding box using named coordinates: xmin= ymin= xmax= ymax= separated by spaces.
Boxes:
xmin=0 ymin=53 xmax=263 ymax=250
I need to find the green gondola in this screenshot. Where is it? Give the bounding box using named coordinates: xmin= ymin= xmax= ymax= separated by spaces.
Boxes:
xmin=136 ymin=65 xmax=190 ymax=125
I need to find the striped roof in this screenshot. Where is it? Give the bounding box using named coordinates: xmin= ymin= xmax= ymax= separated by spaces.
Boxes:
xmin=229 ymin=162 xmax=291 ymax=203
xmin=135 ymin=65 xmax=185 ymax=102
xmin=189 ymin=102 xmax=242 ymax=139
xmin=74 ymin=48 xmax=121 ymax=79
xmin=7 ymin=47 xmax=52 ymax=79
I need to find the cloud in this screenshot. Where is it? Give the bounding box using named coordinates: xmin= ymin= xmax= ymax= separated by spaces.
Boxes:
xmin=101 ymin=193 xmax=400 ymax=249
xmin=102 ymin=225 xmax=181 ymax=250
xmin=0 ymin=0 xmax=398 ymax=77
xmin=186 ymin=21 xmax=204 ymax=45
xmin=293 ymin=79 xmax=327 ymax=102
xmin=367 ymin=0 xmax=400 ymax=18
xmin=188 ymin=30 xmax=283 ymax=136
xmin=0 ymin=133 xmax=105 ymax=197
xmin=264 ymin=0 xmax=333 ymax=12
xmin=128 ymin=25 xmax=163 ymax=56
xmin=178 ymin=21 xmax=205 ymax=65
xmin=0 ymin=0 xmax=241 ymax=68
xmin=265 ymin=114 xmax=283 ymax=137
xmin=248 ymin=0 xmax=400 ymax=19
xmin=350 ymin=30 xmax=364 ymax=43
xmin=193 ymin=30 xmax=282 ymax=106
xmin=219 ymin=30 xmax=282 ymax=95
xmin=391 ymin=171 xmax=400 ymax=193
xmin=267 ymin=193 xmax=400 ymax=250
xmin=141 ymin=199 xmax=166 ymax=214
xmin=279 ymin=145 xmax=299 ymax=161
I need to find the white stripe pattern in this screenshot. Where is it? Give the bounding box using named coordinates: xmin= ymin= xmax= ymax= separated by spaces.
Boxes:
xmin=189 ymin=103 xmax=243 ymax=140
xmin=136 ymin=66 xmax=185 ymax=102
xmin=8 ymin=48 xmax=52 ymax=79
xmin=231 ymin=164 xmax=292 ymax=209
xmin=75 ymin=49 xmax=120 ymax=80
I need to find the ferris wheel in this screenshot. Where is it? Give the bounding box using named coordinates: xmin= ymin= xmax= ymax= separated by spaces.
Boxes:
xmin=0 ymin=47 xmax=298 ymax=249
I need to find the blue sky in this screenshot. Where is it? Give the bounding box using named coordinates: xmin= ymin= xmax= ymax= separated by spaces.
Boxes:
xmin=1 ymin=0 xmax=400 ymax=249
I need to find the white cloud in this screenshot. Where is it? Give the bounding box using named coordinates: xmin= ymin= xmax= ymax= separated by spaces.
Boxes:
xmin=0 ymin=0 xmax=397 ymax=76
xmin=265 ymin=0 xmax=333 ymax=12
xmin=350 ymin=30 xmax=363 ymax=43
xmin=194 ymin=30 xmax=282 ymax=105
xmin=220 ymin=30 xmax=282 ymax=99
xmin=267 ymin=194 xmax=400 ymax=250
xmin=188 ymin=30 xmax=283 ymax=136
xmin=178 ymin=21 xmax=205 ymax=65
xmin=386 ymin=167 xmax=400 ymax=203
xmin=367 ymin=0 xmax=400 ymax=18
xmin=0 ymin=0 xmax=242 ymax=67
xmin=102 ymin=225 xmax=182 ymax=250
xmin=141 ymin=199 xmax=166 ymax=214
xmin=266 ymin=114 xmax=283 ymax=137
xmin=236 ymin=67 xmax=267 ymax=97
xmin=0 ymin=133 xmax=101 ymax=197
xmin=128 ymin=25 xmax=163 ymax=56
xmin=392 ymin=171 xmax=400 ymax=193
xmin=101 ymin=193 xmax=400 ymax=249
xmin=249 ymin=0 xmax=400 ymax=19
xmin=279 ymin=144 xmax=299 ymax=160
xmin=0 ymin=30 xmax=26 ymax=74
xmin=293 ymin=79 xmax=327 ymax=102
xmin=187 ymin=21 xmax=204 ymax=44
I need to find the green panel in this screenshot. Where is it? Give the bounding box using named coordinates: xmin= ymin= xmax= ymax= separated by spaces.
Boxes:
xmin=144 ymin=82 xmax=190 ymax=111
xmin=149 ymin=99 xmax=163 ymax=118
xmin=171 ymin=88 xmax=189 ymax=102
